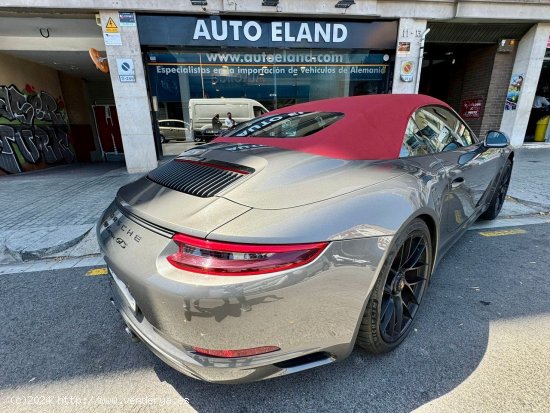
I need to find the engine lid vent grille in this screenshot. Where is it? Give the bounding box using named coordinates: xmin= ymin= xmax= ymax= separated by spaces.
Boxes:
xmin=147 ymin=159 xmax=252 ymax=198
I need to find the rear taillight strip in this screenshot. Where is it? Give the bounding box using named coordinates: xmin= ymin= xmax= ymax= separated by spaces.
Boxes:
xmin=167 ymin=234 xmax=328 ymax=276
xmin=172 ymin=234 xmax=327 ymax=253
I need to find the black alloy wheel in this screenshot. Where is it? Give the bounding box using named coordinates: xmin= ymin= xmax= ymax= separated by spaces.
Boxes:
xmin=379 ymin=233 xmax=430 ymax=343
xmin=358 ymin=219 xmax=432 ymax=353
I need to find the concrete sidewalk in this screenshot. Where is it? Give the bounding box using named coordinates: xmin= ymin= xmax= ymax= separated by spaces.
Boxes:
xmin=0 ymin=162 xmax=142 ymax=265
xmin=1 ymin=146 xmax=549 ymax=267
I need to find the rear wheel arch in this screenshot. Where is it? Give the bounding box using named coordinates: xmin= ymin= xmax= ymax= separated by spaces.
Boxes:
xmin=391 ymin=211 xmax=438 ymax=269
xmin=357 ymin=217 xmax=434 ymax=353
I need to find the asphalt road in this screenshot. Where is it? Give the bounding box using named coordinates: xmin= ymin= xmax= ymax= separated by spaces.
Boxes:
xmin=1 ymin=223 xmax=549 ymax=413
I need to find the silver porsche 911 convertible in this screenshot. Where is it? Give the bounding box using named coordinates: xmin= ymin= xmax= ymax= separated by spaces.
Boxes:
xmin=97 ymin=94 xmax=513 ymax=383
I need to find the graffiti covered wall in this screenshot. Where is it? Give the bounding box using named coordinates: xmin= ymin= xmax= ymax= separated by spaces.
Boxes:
xmin=0 ymin=84 xmax=75 ymax=174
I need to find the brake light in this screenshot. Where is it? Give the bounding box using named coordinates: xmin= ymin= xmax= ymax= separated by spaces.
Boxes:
xmin=193 ymin=345 xmax=280 ymax=358
xmin=167 ymin=234 xmax=328 ymax=276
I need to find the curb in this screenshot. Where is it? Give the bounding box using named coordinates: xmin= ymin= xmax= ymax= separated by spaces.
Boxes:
xmin=0 ymin=225 xmax=97 ymax=265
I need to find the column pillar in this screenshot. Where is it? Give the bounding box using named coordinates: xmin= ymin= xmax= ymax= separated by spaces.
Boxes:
xmin=500 ymin=23 xmax=550 ymax=146
xmin=99 ymin=10 xmax=157 ymax=173
xmin=392 ymin=18 xmax=427 ymax=94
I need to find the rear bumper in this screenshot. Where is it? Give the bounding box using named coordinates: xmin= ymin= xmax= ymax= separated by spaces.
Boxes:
xmin=110 ymin=276 xmax=336 ymax=383
xmin=98 ymin=204 xmax=392 ymax=383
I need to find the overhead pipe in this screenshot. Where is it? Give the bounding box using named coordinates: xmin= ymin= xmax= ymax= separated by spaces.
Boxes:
xmin=415 ymin=28 xmax=431 ymax=94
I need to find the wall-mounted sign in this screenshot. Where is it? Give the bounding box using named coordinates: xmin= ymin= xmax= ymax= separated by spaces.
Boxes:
xmin=400 ymin=60 xmax=414 ymax=82
xmin=137 ymin=15 xmax=398 ymax=49
xmin=117 ymin=58 xmax=136 ymax=82
xmin=461 ymin=98 xmax=483 ymax=119
xmin=119 ymin=12 xmax=136 ymax=27
xmin=397 ymin=42 xmax=410 ymax=55
xmin=497 ymin=38 xmax=516 ymax=53
xmin=505 ymin=73 xmax=524 ymax=111
xmin=105 ymin=17 xmax=119 ymax=33
xmin=103 ymin=32 xmax=122 ymax=46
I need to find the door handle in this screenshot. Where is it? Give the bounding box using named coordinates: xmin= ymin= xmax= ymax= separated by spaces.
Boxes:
xmin=451 ymin=177 xmax=465 ymax=188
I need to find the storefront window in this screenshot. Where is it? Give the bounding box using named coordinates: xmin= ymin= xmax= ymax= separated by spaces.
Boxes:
xmin=138 ymin=15 xmax=397 ymax=140
xmin=145 ymin=48 xmax=393 ymax=124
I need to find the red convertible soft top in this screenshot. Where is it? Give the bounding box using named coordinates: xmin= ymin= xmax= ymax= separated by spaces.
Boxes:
xmin=215 ymin=94 xmax=450 ymax=160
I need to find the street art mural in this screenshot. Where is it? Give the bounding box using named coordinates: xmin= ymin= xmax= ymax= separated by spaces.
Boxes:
xmin=0 ymin=84 xmax=75 ymax=174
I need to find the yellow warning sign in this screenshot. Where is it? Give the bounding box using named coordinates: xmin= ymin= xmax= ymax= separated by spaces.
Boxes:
xmin=105 ymin=17 xmax=119 ymax=33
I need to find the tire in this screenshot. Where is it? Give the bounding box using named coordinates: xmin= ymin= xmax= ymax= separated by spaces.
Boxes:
xmin=357 ymin=219 xmax=433 ymax=354
xmin=160 ymin=135 xmax=168 ymax=144
xmin=479 ymin=159 xmax=512 ymax=221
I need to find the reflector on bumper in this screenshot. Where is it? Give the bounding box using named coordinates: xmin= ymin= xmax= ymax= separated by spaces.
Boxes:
xmin=193 ymin=346 xmax=280 ymax=358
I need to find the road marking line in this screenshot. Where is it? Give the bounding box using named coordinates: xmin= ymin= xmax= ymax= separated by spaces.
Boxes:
xmin=478 ymin=228 xmax=527 ymax=237
xmin=86 ymin=267 xmax=108 ymax=276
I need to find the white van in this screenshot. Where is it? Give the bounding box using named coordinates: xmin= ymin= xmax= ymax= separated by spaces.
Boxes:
xmin=189 ymin=98 xmax=268 ymax=141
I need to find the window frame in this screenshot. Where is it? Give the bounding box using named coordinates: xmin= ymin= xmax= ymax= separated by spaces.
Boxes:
xmin=399 ymin=104 xmax=479 ymax=159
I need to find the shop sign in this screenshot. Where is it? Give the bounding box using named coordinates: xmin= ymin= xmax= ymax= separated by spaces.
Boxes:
xmin=400 ymin=61 xmax=414 ymax=82
xmin=461 ymin=98 xmax=483 ymax=119
xmin=137 ymin=15 xmax=397 ymax=49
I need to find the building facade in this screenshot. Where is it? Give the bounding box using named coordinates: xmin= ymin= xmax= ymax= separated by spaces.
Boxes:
xmin=0 ymin=1 xmax=549 ymax=174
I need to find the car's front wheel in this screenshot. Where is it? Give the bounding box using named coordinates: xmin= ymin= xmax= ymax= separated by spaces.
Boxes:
xmin=358 ymin=218 xmax=433 ymax=354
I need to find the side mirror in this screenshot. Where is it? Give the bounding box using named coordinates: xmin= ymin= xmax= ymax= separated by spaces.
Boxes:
xmin=484 ymin=130 xmax=509 ymax=148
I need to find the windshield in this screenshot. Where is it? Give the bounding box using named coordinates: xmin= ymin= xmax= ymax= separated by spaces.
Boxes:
xmin=224 ymin=111 xmax=344 ymax=138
